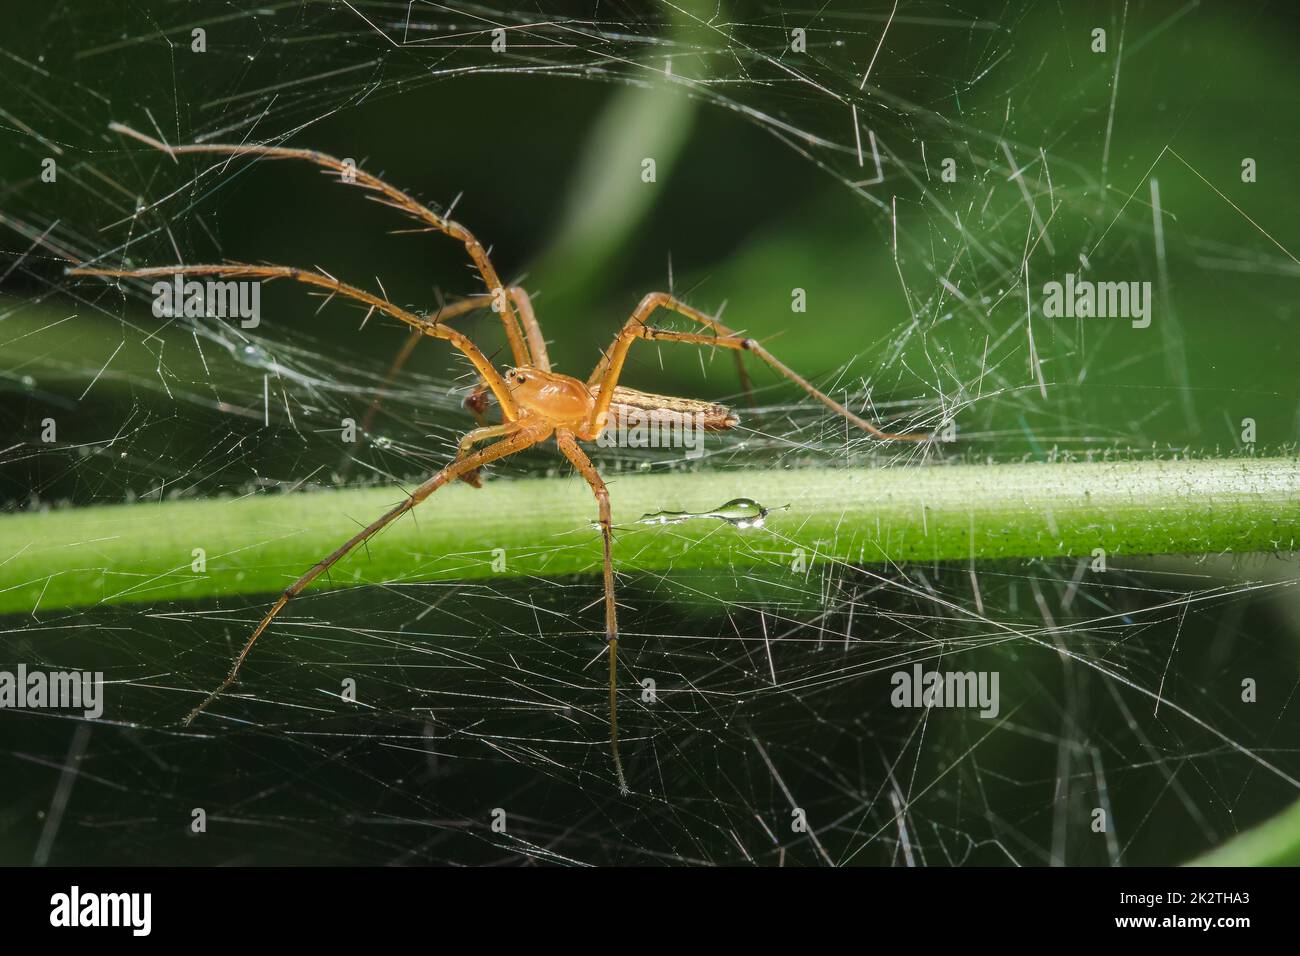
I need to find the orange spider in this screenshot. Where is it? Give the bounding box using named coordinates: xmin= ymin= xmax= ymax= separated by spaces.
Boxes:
xmin=70 ymin=123 xmax=929 ymax=793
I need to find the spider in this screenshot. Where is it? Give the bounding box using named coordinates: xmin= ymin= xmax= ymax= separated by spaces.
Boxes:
xmin=70 ymin=123 xmax=930 ymax=793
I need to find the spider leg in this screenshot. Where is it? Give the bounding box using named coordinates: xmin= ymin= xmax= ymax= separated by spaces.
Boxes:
xmin=67 ymin=262 xmax=521 ymax=420
xmin=181 ymin=422 xmax=546 ymax=726
xmin=450 ymin=287 xmax=549 ymax=486
xmin=555 ymin=429 xmax=628 ymax=794
xmin=583 ymin=293 xmax=930 ymax=442
xmin=104 ymin=122 xmax=534 ymax=367
xmin=587 ymin=292 xmax=752 ymax=408
xmin=457 ymin=422 xmax=524 ymax=457
xmin=342 ymin=295 xmax=500 ymax=485
xmin=354 ymin=295 xmax=493 ymax=447
xmin=346 ymin=286 xmax=551 ymax=481
xmin=508 ymin=286 xmax=550 ymax=372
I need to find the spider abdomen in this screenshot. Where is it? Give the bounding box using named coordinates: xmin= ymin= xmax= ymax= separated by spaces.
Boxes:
xmin=594 ymin=385 xmax=739 ymax=432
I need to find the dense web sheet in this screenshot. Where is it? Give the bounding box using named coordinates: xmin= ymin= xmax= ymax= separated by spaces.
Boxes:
xmin=1 ymin=1 xmax=1298 ymax=865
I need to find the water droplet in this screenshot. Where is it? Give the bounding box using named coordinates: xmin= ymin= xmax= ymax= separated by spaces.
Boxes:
xmin=709 ymin=498 xmax=769 ymax=526
xmin=20 ymin=375 xmax=36 ymax=388
xmin=237 ymin=343 xmax=271 ymax=367
xmin=374 ymin=436 xmax=392 ymax=449
xmin=636 ymin=497 xmax=784 ymax=530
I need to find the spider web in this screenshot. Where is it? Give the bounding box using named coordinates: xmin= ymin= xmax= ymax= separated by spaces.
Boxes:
xmin=1 ymin=0 xmax=1298 ymax=866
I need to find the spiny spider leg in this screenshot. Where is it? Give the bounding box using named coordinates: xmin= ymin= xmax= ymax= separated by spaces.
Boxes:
xmin=104 ymin=122 xmax=534 ymax=368
xmin=354 ymin=295 xmax=494 ymax=449
xmin=349 ymin=286 xmax=549 ymax=477
xmin=180 ymin=423 xmax=547 ymax=726
xmin=555 ymin=429 xmax=627 ymax=794
xmin=588 ymin=292 xmax=752 ymax=409
xmin=343 ymin=295 xmax=495 ymax=485
xmin=507 ymin=286 xmax=550 ymax=372
xmin=66 ymin=263 xmax=520 ymax=419
xmin=586 ymin=292 xmax=930 ymax=442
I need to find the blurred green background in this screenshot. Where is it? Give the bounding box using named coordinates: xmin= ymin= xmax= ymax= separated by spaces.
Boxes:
xmin=1 ymin=1 xmax=1298 ymax=865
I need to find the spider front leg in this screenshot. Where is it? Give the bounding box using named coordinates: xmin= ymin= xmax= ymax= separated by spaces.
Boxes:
xmin=555 ymin=429 xmax=628 ymax=795
xmin=102 ymin=123 xmax=539 ymax=369
xmin=344 ymin=287 xmax=549 ymax=486
xmin=182 ymin=421 xmax=546 ymax=726
xmin=350 ymin=295 xmax=493 ymax=456
xmin=68 ymin=262 xmax=520 ymax=420
xmin=585 ymin=293 xmax=930 ymax=442
xmin=362 ymin=287 xmax=550 ymax=437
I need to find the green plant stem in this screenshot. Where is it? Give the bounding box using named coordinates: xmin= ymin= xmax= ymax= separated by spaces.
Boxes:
xmin=1190 ymin=796 xmax=1300 ymax=866
xmin=1 ymin=457 xmax=1296 ymax=616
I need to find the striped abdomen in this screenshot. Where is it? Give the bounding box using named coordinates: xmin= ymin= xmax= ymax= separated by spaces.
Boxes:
xmin=591 ymin=385 xmax=739 ymax=432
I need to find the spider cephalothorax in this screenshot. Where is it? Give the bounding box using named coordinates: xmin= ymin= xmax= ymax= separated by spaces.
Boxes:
xmin=70 ymin=122 xmax=929 ymax=794
xmin=504 ymin=366 xmax=596 ymax=433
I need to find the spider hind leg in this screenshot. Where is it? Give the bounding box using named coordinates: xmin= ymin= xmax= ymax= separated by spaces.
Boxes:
xmin=555 ymin=429 xmax=629 ymax=795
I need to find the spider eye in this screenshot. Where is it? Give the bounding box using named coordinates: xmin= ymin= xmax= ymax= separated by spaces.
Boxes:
xmin=514 ymin=373 xmax=527 ymax=384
